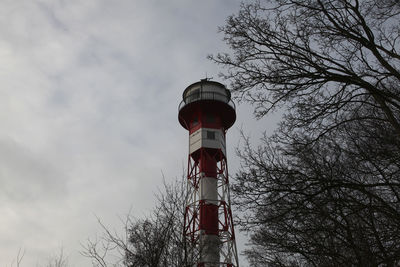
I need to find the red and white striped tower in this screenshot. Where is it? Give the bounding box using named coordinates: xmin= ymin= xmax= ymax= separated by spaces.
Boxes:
xmin=178 ymin=79 xmax=239 ymax=267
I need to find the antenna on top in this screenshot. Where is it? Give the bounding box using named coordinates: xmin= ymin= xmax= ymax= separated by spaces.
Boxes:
xmin=202 ymin=72 xmax=213 ymax=82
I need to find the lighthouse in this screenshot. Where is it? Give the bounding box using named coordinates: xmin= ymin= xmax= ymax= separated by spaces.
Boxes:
xmin=178 ymin=79 xmax=239 ymax=267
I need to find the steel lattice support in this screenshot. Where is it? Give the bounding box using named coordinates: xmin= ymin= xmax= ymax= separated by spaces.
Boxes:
xmin=184 ymin=149 xmax=239 ymax=266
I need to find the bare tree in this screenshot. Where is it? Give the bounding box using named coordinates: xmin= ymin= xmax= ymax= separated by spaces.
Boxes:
xmin=8 ymin=248 xmax=25 ymax=267
xmin=125 ymin=178 xmax=189 ymax=267
xmin=44 ymin=248 xmax=69 ymax=267
xmin=211 ymin=0 xmax=400 ymax=265
xmin=82 ymin=178 xmax=189 ymax=267
xmin=81 ymin=216 xmax=133 ymax=267
xmin=234 ymin=117 xmax=400 ymax=266
xmin=8 ymin=248 xmax=68 ymax=267
xmin=211 ymin=0 xmax=400 ymax=140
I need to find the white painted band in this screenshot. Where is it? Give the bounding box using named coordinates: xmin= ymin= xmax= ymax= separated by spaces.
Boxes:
xmin=200 ymin=177 xmax=218 ymax=205
xmin=200 ymin=234 xmax=220 ymax=263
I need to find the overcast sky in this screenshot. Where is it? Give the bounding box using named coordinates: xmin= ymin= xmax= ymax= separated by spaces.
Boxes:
xmin=0 ymin=1 xmax=279 ymax=266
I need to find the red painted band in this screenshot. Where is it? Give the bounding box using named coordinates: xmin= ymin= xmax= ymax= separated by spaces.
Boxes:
xmin=199 ymin=202 xmax=219 ymax=235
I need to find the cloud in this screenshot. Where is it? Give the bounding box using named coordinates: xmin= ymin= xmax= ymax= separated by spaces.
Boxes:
xmin=0 ymin=137 xmax=66 ymax=203
xmin=0 ymin=0 xmax=249 ymax=265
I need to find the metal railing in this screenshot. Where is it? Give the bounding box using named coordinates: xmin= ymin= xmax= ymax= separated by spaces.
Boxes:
xmin=179 ymin=91 xmax=236 ymax=111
